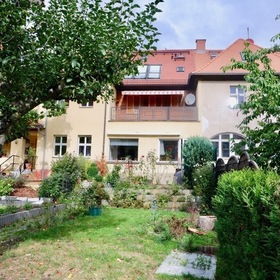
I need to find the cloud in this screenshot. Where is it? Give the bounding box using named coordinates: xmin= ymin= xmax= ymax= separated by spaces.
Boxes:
xmin=153 ymin=0 xmax=280 ymax=49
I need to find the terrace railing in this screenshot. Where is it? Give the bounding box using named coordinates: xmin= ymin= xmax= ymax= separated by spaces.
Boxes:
xmin=110 ymin=106 xmax=198 ymax=121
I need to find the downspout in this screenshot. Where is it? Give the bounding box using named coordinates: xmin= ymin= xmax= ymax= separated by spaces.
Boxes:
xmin=42 ymin=112 xmax=48 ymax=180
xmin=102 ymin=103 xmax=107 ymax=158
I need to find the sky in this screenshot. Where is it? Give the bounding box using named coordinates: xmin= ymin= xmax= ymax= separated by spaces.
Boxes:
xmin=151 ymin=0 xmax=280 ymax=50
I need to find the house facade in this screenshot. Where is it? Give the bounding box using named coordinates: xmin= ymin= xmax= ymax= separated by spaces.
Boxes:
xmin=2 ymin=38 xmax=279 ymax=182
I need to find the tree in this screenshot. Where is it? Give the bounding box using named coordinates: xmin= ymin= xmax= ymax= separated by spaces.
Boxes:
xmin=0 ymin=0 xmax=162 ymax=142
xmin=224 ymin=19 xmax=280 ymax=171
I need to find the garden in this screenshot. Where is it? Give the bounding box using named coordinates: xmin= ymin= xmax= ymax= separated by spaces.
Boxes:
xmin=0 ymin=136 xmax=280 ymax=279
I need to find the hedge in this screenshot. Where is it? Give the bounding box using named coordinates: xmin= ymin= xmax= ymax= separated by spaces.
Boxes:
xmin=213 ymin=169 xmax=280 ymax=280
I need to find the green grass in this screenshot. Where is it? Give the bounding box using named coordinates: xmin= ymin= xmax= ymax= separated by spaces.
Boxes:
xmin=0 ymin=207 xmax=214 ymax=280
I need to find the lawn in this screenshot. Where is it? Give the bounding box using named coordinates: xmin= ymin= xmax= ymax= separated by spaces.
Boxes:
xmin=0 ymin=207 xmax=208 ymax=280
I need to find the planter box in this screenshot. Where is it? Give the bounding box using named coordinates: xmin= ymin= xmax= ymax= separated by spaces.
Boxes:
xmin=0 ymin=204 xmax=65 ymax=228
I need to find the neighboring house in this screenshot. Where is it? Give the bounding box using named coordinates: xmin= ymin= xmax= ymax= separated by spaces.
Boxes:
xmin=2 ymin=38 xmax=279 ymax=182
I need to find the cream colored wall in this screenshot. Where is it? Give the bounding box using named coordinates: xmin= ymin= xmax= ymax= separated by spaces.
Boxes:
xmin=36 ymin=101 xmax=108 ymax=172
xmin=197 ymin=80 xmax=248 ymax=138
xmin=0 ymin=139 xmax=24 ymax=170
xmin=35 ymin=99 xmax=202 ymax=183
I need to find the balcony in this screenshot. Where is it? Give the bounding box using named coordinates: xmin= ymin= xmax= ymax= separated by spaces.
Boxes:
xmin=110 ymin=106 xmax=198 ymax=121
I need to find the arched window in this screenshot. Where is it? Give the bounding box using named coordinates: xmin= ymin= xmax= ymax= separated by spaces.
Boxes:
xmin=211 ymin=133 xmax=245 ymax=160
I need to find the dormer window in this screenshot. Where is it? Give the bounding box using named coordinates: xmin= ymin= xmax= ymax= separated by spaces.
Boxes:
xmin=173 ymin=53 xmax=185 ymax=61
xmin=124 ymin=64 xmax=161 ymax=79
xmin=240 ymin=52 xmax=246 ymax=61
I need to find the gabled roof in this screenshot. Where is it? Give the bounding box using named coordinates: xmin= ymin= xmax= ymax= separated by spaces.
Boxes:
xmin=194 ymin=38 xmax=280 ymax=74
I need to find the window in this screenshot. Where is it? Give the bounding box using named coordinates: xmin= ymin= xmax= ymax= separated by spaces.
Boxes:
xmin=211 ymin=133 xmax=245 ymax=159
xmin=210 ymin=53 xmax=218 ymax=59
xmin=54 ymin=136 xmax=67 ymax=156
xmin=80 ymin=100 xmax=94 ymax=107
xmin=229 ymin=86 xmax=245 ymax=108
xmin=124 ymin=65 xmax=161 ymax=79
xmin=159 ymin=140 xmax=179 ymax=161
xmin=176 ymin=66 xmax=185 ymax=72
xmin=109 ymin=139 xmax=138 ymax=160
xmin=78 ymin=136 xmax=92 ymax=157
xmin=240 ymin=52 xmax=246 ymax=61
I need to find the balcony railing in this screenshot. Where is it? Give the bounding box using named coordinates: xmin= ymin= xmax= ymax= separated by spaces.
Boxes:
xmin=110 ymin=106 xmax=198 ymax=121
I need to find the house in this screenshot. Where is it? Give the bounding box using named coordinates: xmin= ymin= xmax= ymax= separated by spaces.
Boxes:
xmin=2 ymin=38 xmax=279 ymax=183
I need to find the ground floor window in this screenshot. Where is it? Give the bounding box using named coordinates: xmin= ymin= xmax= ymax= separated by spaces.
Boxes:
xmin=109 ymin=139 xmax=138 ymax=160
xmin=78 ymin=136 xmax=92 ymax=156
xmin=54 ymin=136 xmax=67 ymax=156
xmin=211 ymin=133 xmax=245 ymax=159
xmin=159 ymin=139 xmax=179 ymax=161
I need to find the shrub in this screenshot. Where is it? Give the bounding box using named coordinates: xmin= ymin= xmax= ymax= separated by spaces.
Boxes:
xmin=112 ymin=189 xmax=143 ymax=208
xmin=0 ymin=177 xmax=15 ymax=196
xmin=39 ymin=154 xmax=83 ymax=201
xmin=51 ymin=153 xmax=82 ymax=184
xmin=193 ymin=163 xmax=216 ymax=214
xmin=77 ymin=156 xmax=92 ymax=180
xmin=80 ymin=182 xmax=110 ymax=208
xmin=178 ymin=234 xmax=198 ymax=252
xmin=106 ymin=164 xmax=121 ymax=188
xmin=156 ymin=193 xmax=171 ymax=208
xmin=38 ymin=173 xmax=64 ymax=200
xmin=153 ymin=219 xmax=172 ymax=241
xmin=87 ymin=163 xmax=99 ymax=179
xmin=213 ymin=169 xmax=280 ymax=280
xmin=95 ymin=157 xmax=108 ymax=176
xmin=182 ymin=136 xmax=214 ymax=188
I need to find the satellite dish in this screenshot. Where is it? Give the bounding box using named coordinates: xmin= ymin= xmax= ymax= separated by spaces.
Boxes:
xmin=185 ymin=93 xmax=196 ymax=105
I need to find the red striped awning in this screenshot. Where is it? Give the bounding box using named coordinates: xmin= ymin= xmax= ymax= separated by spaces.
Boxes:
xmin=122 ymin=90 xmax=184 ymax=95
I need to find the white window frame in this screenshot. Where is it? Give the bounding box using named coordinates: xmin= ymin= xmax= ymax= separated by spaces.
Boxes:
xmin=229 ymin=86 xmax=245 ymax=109
xmin=78 ymin=136 xmax=92 ymax=157
xmin=176 ymin=66 xmax=185 ymax=72
xmin=211 ymin=133 xmax=245 ymax=160
xmin=124 ymin=65 xmax=161 ymax=79
xmin=54 ymin=136 xmax=67 ymax=157
xmin=80 ymin=100 xmax=94 ymax=107
xmin=159 ymin=139 xmax=180 ymax=162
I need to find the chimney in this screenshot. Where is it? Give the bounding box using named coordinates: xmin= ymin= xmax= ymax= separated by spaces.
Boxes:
xmin=196 ymin=39 xmax=206 ymax=52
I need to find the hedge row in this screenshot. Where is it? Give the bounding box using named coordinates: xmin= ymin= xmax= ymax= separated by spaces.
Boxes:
xmin=213 ymin=169 xmax=280 ymax=280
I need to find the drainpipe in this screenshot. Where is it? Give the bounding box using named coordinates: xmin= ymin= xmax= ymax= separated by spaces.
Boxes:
xmin=42 ymin=112 xmax=48 ymax=180
xmin=102 ymin=103 xmax=107 ymax=158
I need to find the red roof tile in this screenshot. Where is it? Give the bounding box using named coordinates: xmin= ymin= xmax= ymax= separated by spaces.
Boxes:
xmin=195 ymin=38 xmax=280 ymax=74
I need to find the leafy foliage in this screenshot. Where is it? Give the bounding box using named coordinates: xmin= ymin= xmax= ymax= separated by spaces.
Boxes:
xmin=224 ymin=36 xmax=280 ymax=171
xmin=112 ymin=189 xmax=143 ymax=208
xmin=0 ymin=177 xmax=14 ymax=196
xmin=105 ymin=164 xmax=121 ymax=188
xmin=80 ymin=182 xmax=109 ymax=208
xmin=193 ymin=163 xmax=216 ymax=214
xmin=0 ymin=0 xmax=162 ymax=141
xmin=182 ymin=136 xmax=214 ymax=188
xmin=39 ymin=153 xmax=84 ymax=200
xmin=38 ymin=173 xmax=67 ymax=200
xmin=213 ymin=169 xmax=280 ymax=280
xmin=87 ymin=163 xmax=99 ymax=179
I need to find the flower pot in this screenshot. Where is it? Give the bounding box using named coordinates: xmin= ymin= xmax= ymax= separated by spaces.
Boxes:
xmin=89 ymin=207 xmax=102 ymax=216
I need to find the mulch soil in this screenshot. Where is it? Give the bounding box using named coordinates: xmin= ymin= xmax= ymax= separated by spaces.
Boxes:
xmin=11 ymin=187 xmax=38 ymax=198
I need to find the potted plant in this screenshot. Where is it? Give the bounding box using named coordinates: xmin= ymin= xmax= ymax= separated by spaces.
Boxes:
xmin=82 ymin=182 xmax=110 ymax=216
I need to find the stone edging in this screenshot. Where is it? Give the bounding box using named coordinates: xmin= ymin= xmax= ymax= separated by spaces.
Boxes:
xmin=0 ymin=204 xmax=65 ymax=228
